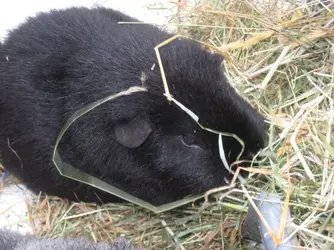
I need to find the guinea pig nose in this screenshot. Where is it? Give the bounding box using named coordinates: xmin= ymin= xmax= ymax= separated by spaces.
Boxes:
xmin=247 ymin=151 xmax=255 ymax=158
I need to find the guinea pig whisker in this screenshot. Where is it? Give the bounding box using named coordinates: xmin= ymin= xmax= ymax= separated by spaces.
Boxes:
xmin=224 ymin=177 xmax=230 ymax=184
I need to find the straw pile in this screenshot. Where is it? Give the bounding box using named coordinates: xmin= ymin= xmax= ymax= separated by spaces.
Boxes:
xmin=25 ymin=0 xmax=334 ymax=249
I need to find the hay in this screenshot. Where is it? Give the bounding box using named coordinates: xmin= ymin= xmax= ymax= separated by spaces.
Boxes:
xmin=26 ymin=0 xmax=334 ymax=249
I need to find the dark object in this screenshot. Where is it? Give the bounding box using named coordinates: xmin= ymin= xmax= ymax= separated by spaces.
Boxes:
xmin=241 ymin=192 xmax=297 ymax=250
xmin=0 ymin=229 xmax=142 ymax=250
xmin=0 ymin=7 xmax=267 ymax=206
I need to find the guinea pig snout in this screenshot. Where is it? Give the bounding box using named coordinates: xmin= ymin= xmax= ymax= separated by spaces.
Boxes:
xmin=243 ymin=148 xmax=266 ymax=164
xmin=247 ymin=151 xmax=256 ymax=159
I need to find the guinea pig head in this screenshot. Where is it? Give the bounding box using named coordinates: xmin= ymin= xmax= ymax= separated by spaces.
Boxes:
xmin=109 ymin=40 xmax=267 ymax=205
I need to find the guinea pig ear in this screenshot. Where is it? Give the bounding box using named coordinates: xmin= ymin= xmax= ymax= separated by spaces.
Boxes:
xmin=113 ymin=114 xmax=152 ymax=149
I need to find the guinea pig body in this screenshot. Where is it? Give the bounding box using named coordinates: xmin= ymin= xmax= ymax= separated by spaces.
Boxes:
xmin=0 ymin=7 xmax=267 ymax=206
xmin=0 ymin=230 xmax=141 ymax=250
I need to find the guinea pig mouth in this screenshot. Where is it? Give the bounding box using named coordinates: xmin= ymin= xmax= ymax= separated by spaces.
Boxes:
xmin=227 ymin=149 xmax=263 ymax=169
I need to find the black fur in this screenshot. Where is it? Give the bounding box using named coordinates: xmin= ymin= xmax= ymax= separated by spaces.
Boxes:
xmin=0 ymin=230 xmax=141 ymax=250
xmin=0 ymin=7 xmax=267 ymax=206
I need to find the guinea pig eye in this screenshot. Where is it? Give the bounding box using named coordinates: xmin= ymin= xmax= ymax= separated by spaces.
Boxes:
xmin=181 ymin=130 xmax=200 ymax=149
xmin=182 ymin=134 xmax=196 ymax=146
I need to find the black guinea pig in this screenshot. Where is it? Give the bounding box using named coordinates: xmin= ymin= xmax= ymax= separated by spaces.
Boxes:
xmin=0 ymin=6 xmax=267 ymax=206
xmin=0 ymin=230 xmax=142 ymax=250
